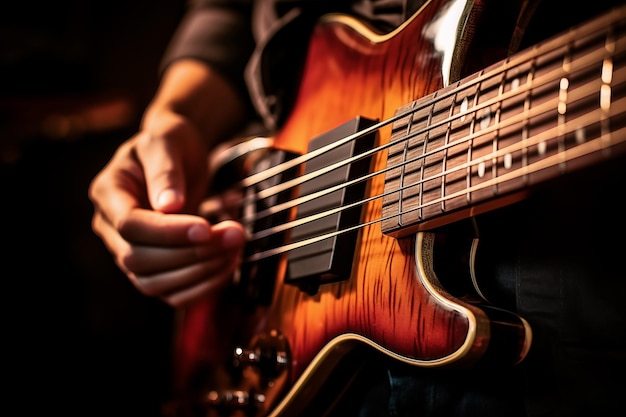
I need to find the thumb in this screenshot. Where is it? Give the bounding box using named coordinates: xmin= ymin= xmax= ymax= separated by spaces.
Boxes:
xmin=138 ymin=132 xmax=187 ymax=214
xmin=154 ymin=187 xmax=185 ymax=213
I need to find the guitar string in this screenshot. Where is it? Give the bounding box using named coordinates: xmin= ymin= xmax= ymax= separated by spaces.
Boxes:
xmin=239 ymin=25 xmax=620 ymax=226
xmin=224 ymin=11 xmax=619 ymax=197
xmin=205 ymin=20 xmax=623 ymax=262
xmin=238 ymin=32 xmax=624 ymax=261
xmin=244 ymin=106 xmax=626 ymax=263
xmin=239 ymin=37 xmax=624 ymax=245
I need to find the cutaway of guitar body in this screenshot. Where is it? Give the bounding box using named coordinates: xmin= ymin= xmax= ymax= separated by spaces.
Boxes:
xmin=262 ymin=229 xmax=532 ymax=417
xmin=168 ymin=0 xmax=626 ymax=416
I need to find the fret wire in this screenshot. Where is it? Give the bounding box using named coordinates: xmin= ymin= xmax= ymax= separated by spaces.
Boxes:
xmin=440 ymin=82 xmax=459 ymax=213
xmin=557 ymin=45 xmax=573 ymax=172
xmin=601 ymin=28 xmax=615 ymax=154
xmin=521 ymin=58 xmax=536 ymax=186
xmin=399 ymin=100 xmax=416 ymax=225
xmin=415 ymin=47 xmax=622 ymax=189
xmin=492 ymin=68 xmax=507 ymax=196
xmin=465 ymin=75 xmax=481 ymax=204
xmin=405 ymin=95 xmax=626 ymax=215
xmin=397 ymin=33 xmax=616 ymax=185
xmin=417 ymin=93 xmax=438 ymax=222
xmin=385 ymin=59 xmax=624 ymax=227
xmin=414 ymin=122 xmax=626 ymax=218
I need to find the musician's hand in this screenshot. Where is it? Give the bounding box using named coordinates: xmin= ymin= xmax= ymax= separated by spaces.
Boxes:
xmin=88 ymin=59 xmax=249 ymax=307
xmin=89 ymin=117 xmax=246 ymax=307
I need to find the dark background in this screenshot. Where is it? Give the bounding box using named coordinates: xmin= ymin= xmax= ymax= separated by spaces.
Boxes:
xmin=2 ymin=2 xmax=185 ymax=416
xmin=2 ymin=1 xmax=624 ymax=416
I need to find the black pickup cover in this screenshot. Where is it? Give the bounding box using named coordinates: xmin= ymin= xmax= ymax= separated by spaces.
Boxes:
xmin=240 ymin=149 xmax=300 ymax=306
xmin=286 ymin=117 xmax=376 ymax=292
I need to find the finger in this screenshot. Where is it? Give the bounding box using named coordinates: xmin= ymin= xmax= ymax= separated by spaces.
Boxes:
xmin=133 ymin=251 xmax=239 ymax=300
xmin=94 ymin=207 xmax=217 ymax=271
xmin=124 ymin=221 xmax=245 ymax=283
xmin=130 ymin=130 xmax=185 ymax=213
xmin=117 ymin=208 xmax=213 ymax=246
xmin=117 ymin=231 xmax=237 ymax=275
xmin=134 ymin=121 xmax=206 ymax=214
xmin=128 ymin=221 xmax=245 ymax=305
xmin=118 ymin=227 xmax=243 ymax=276
xmin=90 ymin=142 xmax=214 ymax=247
xmin=88 ymin=139 xmax=149 ymax=227
xmin=211 ymin=220 xmax=247 ymax=249
xmin=91 ymin=210 xmax=134 ymax=276
xmin=95 ymin=212 xmax=245 ymax=282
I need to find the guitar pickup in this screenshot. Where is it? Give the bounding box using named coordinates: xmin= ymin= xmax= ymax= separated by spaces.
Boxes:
xmin=286 ymin=116 xmax=377 ymax=294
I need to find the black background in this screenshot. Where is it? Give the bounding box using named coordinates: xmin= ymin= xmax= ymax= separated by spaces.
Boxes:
xmin=2 ymin=2 xmax=184 ymax=416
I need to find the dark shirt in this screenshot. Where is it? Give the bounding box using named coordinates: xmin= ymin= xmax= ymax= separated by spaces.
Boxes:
xmin=160 ymin=0 xmax=420 ymax=130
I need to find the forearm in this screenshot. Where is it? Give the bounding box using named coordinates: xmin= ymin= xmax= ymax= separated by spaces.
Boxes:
xmin=142 ymin=59 xmax=250 ymax=148
xmin=160 ymin=0 xmax=255 ymax=107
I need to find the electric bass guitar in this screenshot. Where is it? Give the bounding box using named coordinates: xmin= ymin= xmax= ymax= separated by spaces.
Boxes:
xmin=169 ymin=1 xmax=626 ymax=416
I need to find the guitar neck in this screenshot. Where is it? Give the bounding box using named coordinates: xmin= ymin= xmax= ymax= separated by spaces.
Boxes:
xmin=382 ymin=6 xmax=626 ymax=236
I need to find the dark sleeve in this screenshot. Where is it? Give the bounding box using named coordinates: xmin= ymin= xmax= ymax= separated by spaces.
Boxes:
xmin=160 ymin=0 xmax=255 ymax=100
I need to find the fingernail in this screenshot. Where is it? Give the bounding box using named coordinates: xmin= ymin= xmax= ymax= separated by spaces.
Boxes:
xmin=188 ymin=224 xmax=211 ymax=242
xmin=157 ymin=189 xmax=182 ymax=211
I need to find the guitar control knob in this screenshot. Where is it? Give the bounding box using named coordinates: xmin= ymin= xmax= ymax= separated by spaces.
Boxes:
xmin=233 ymin=330 xmax=290 ymax=379
xmin=204 ymin=389 xmax=266 ymax=415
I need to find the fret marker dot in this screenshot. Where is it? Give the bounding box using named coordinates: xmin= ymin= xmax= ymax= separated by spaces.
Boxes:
xmin=538 ymin=141 xmax=546 ymax=155
xmin=480 ymin=109 xmax=491 ymax=130
xmin=504 ymin=153 xmax=512 ymax=169
xmin=478 ymin=162 xmax=485 ymax=178
xmin=460 ymin=97 xmax=469 ymax=122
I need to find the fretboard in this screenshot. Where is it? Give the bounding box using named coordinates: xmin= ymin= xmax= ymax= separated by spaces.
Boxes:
xmin=382 ymin=6 xmax=626 ymax=236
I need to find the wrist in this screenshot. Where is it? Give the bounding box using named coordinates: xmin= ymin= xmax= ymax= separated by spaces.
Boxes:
xmin=145 ymin=59 xmax=249 ymax=147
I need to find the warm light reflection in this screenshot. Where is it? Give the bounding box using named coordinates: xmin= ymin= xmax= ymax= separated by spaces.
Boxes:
xmin=601 ymin=84 xmax=612 ymax=111
xmin=424 ymin=0 xmax=468 ymax=86
xmin=558 ymin=77 xmax=568 ymax=115
xmin=602 ymin=58 xmax=613 ymax=83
